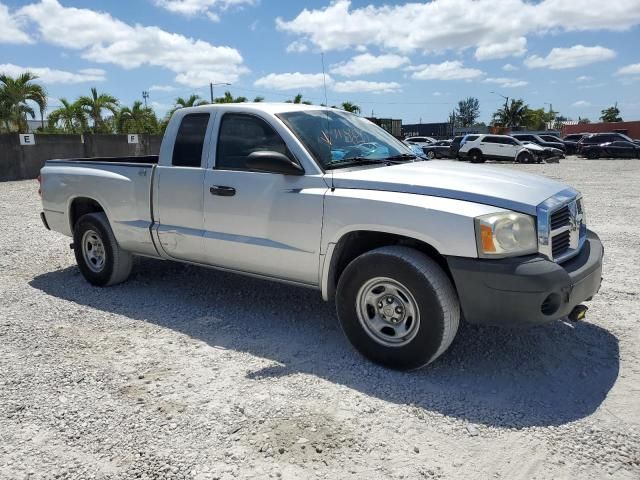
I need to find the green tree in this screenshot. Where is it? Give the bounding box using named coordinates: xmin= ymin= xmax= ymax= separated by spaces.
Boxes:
xmin=78 ymin=87 xmax=119 ymax=133
xmin=169 ymin=94 xmax=208 ymax=115
xmin=214 ymin=91 xmax=248 ymax=103
xmin=286 ymin=93 xmax=312 ymax=105
xmin=492 ymin=99 xmax=528 ymax=128
xmin=253 ymin=96 xmax=265 ymax=102
xmin=578 ymin=117 xmax=591 ymax=124
xmin=340 ymin=101 xmax=361 ymax=114
xmin=117 ymin=101 xmax=159 ymax=134
xmin=600 ymin=103 xmax=622 ymax=122
xmin=455 ymin=97 xmax=480 ymax=127
xmin=0 ymin=72 xmax=47 ymax=132
xmin=47 ymin=98 xmax=87 ymax=133
xmin=523 ymin=107 xmax=548 ymax=130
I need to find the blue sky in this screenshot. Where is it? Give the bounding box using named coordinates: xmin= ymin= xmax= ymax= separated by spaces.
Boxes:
xmin=1 ymin=0 xmax=640 ymax=124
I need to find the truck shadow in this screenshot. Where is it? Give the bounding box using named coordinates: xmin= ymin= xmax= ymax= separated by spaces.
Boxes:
xmin=30 ymin=258 xmax=619 ymax=429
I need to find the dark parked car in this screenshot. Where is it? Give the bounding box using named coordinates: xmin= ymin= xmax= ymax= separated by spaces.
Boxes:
xmin=577 ymin=133 xmax=637 ymax=153
xmin=422 ymin=140 xmax=451 ymax=159
xmin=538 ymin=134 xmax=577 ymax=154
xmin=561 ymin=133 xmax=587 ymax=154
xmin=449 ymin=135 xmax=465 ymax=159
xmin=511 ymin=133 xmax=566 ymax=152
xmin=581 ymin=141 xmax=640 ymax=159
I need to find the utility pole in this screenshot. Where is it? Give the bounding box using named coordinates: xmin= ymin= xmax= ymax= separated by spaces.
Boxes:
xmin=142 ymin=91 xmax=149 ymax=108
xmin=210 ymin=82 xmax=232 ymax=103
xmin=491 ymin=91 xmax=509 ymax=126
xmin=544 ymin=102 xmax=554 ymax=130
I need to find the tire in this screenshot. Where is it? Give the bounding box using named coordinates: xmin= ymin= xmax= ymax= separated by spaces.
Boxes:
xmin=426 ymin=150 xmax=436 ymax=159
xmin=586 ymin=149 xmax=599 ymax=159
xmin=468 ymin=149 xmax=485 ymax=163
xmin=73 ymin=212 xmax=133 ymax=287
xmin=516 ymin=151 xmax=534 ymax=164
xmin=335 ymin=246 xmax=460 ymax=370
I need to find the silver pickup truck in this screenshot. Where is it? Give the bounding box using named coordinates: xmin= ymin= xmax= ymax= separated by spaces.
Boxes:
xmin=39 ymin=103 xmax=603 ymax=369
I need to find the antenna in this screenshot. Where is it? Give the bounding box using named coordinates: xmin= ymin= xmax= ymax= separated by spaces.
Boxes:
xmin=321 ymin=51 xmax=334 ymax=191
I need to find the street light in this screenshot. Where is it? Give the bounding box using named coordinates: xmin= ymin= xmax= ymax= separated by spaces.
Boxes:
xmin=210 ymin=82 xmax=232 ymax=103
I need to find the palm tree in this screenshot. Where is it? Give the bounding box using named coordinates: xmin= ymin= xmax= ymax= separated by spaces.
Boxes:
xmin=0 ymin=72 xmax=47 ymax=132
xmin=169 ymin=94 xmax=208 ymax=115
xmin=286 ymin=93 xmax=312 ymax=105
xmin=213 ymin=91 xmax=248 ymax=103
xmin=78 ymin=87 xmax=119 ymax=133
xmin=47 ymin=98 xmax=87 ymax=133
xmin=340 ymin=101 xmax=361 ymax=114
xmin=492 ymin=99 xmax=528 ymax=128
xmin=117 ymin=101 xmax=158 ymax=134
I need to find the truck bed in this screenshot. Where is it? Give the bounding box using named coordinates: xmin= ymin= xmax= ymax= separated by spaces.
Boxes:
xmin=47 ymin=155 xmax=159 ymax=166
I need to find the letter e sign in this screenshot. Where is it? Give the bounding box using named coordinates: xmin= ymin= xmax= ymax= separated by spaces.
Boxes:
xmin=19 ymin=134 xmax=35 ymax=146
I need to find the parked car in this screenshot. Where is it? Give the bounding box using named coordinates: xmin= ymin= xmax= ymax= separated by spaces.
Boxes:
xmin=458 ymin=134 xmax=535 ymax=163
xmin=520 ymin=141 xmax=564 ymax=162
xmin=577 ymin=132 xmax=636 ymax=153
xmin=404 ymin=136 xmax=436 ymax=149
xmin=511 ymin=133 xmax=567 ymax=153
xmin=423 ymin=140 xmax=452 ymax=159
xmin=39 ymin=103 xmax=603 ymax=370
xmin=581 ymin=141 xmax=640 ymax=159
xmin=562 ymin=133 xmax=587 ymax=154
xmin=449 ymin=135 xmax=466 ymax=159
xmin=538 ymin=134 xmax=576 ymax=154
xmin=403 ymin=141 xmax=429 ymax=160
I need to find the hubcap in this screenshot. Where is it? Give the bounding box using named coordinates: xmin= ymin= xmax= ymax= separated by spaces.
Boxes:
xmin=82 ymin=229 xmax=106 ymax=273
xmin=356 ymin=277 xmax=420 ymax=347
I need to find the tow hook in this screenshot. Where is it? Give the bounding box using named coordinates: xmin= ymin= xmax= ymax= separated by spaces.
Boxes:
xmin=568 ymin=304 xmax=588 ymax=322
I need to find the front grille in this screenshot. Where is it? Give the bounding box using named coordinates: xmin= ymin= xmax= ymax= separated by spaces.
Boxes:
xmin=552 ymin=230 xmax=571 ymax=257
xmin=550 ymin=206 xmax=570 ymax=230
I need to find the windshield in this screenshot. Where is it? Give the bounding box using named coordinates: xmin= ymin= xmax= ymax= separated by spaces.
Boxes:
xmin=277 ymin=109 xmax=414 ymax=170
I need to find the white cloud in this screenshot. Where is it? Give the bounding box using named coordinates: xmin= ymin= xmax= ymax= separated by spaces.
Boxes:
xmin=254 ymin=72 xmax=330 ymax=91
xmin=572 ymin=100 xmax=591 ymax=107
xmin=0 ymin=63 xmax=106 ymax=83
xmin=149 ymin=84 xmax=177 ymax=92
xmin=408 ymin=61 xmax=484 ymax=81
xmin=155 ymin=0 xmax=256 ymax=18
xmin=286 ymin=40 xmax=309 ymax=53
xmin=18 ymin=0 xmax=248 ymax=87
xmin=617 ymin=63 xmax=640 ymax=75
xmin=0 ymin=3 xmax=32 ymax=44
xmin=576 ymin=75 xmax=592 ymax=82
xmin=525 ymin=45 xmax=616 ymax=69
xmin=432 ymin=91 xmax=442 ymax=96
xmin=277 ymin=0 xmax=640 ymax=55
xmin=332 ymin=80 xmax=401 ymax=93
xmin=475 ymin=37 xmax=527 ymax=60
xmin=502 ymin=63 xmax=518 ymax=71
xmin=483 ymin=77 xmax=528 ymax=88
xmin=330 ymin=53 xmax=409 ymax=77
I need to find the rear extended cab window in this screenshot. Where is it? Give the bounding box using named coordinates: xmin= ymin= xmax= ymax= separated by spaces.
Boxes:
xmin=172 ymin=113 xmax=210 ymax=167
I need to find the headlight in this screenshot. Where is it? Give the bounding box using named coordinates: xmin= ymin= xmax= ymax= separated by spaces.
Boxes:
xmin=475 ymin=212 xmax=537 ymax=258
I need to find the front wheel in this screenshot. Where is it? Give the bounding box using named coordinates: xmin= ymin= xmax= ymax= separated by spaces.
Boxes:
xmin=336 ymin=246 xmax=460 ymax=370
xmin=73 ymin=212 xmax=133 ymax=287
xmin=516 ymin=151 xmax=534 ymax=164
xmin=426 ymin=150 xmax=436 ymax=159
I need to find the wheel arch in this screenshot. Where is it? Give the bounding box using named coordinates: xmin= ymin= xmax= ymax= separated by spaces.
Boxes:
xmin=68 ymin=196 xmax=107 ymax=233
xmin=322 ymin=230 xmax=454 ymax=301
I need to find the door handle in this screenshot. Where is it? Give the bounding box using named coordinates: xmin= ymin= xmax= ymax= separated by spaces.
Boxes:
xmin=210 ymin=185 xmax=236 ymax=197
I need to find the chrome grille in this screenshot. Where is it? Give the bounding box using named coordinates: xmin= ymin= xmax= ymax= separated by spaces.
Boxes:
xmin=537 ymin=189 xmax=587 ymax=263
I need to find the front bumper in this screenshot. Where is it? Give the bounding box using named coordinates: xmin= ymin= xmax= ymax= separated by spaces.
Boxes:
xmin=446 ymin=230 xmax=603 ymax=327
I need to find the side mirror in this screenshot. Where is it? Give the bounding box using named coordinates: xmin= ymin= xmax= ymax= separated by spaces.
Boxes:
xmin=246 ymin=151 xmax=304 ymax=176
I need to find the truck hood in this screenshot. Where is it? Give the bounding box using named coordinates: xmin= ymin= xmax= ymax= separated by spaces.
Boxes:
xmin=329 ymin=160 xmax=570 ymax=215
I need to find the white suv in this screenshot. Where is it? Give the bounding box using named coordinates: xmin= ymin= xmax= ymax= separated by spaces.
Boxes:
xmin=459 ymin=134 xmax=534 ymax=163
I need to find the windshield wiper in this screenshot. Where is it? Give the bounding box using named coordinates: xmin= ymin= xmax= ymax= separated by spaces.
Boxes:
xmin=381 ymin=153 xmax=420 ymax=162
xmin=325 ymin=156 xmax=405 ymax=170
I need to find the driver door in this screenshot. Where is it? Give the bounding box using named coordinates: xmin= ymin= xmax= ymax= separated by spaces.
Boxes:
xmin=201 ymin=112 xmax=326 ymax=285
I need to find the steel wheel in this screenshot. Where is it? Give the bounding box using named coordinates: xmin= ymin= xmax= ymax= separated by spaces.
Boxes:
xmin=426 ymin=150 xmax=436 ymax=159
xmin=81 ymin=229 xmax=106 ymax=273
xmin=356 ymin=276 xmax=420 ymax=347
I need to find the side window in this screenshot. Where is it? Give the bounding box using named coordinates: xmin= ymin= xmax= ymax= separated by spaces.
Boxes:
xmin=483 ymin=136 xmax=498 ymax=143
xmin=216 ymin=113 xmax=293 ymax=171
xmin=172 ymin=113 xmax=210 ymax=167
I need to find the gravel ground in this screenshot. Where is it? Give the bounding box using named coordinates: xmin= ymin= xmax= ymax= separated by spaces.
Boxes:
xmin=1 ymin=157 xmax=639 ymax=480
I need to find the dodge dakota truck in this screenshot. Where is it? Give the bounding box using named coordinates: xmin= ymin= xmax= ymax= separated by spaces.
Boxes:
xmin=39 ymin=103 xmax=603 ymax=370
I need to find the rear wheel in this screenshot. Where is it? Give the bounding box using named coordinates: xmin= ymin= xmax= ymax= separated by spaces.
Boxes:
xmin=426 ymin=150 xmax=436 ymax=159
xmin=73 ymin=213 xmax=132 ymax=287
xmin=469 ymin=149 xmax=485 ymax=163
xmin=517 ymin=151 xmax=534 ymax=164
xmin=586 ymin=149 xmax=599 ymax=159
xmin=336 ymin=246 xmax=460 ymax=370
